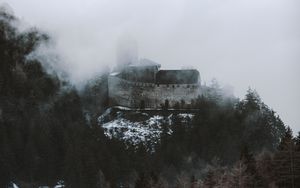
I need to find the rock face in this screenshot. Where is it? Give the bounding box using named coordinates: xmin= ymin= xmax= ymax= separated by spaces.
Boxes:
xmin=108 ymin=59 xmax=201 ymax=109
xmin=98 ymin=107 xmax=195 ymax=152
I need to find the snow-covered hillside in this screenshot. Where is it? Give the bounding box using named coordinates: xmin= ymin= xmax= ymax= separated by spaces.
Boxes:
xmin=98 ymin=108 xmax=194 ymax=151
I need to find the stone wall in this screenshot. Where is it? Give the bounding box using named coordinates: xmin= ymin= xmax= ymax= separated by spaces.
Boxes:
xmin=108 ymin=75 xmax=201 ymax=108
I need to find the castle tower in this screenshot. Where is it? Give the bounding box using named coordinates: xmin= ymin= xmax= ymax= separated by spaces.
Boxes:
xmin=116 ymin=36 xmax=138 ymax=71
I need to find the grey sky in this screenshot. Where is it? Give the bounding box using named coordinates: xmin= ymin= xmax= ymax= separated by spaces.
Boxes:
xmin=3 ymin=0 xmax=300 ymax=132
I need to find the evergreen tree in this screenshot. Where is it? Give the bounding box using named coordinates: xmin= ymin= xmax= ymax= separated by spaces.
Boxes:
xmin=256 ymin=150 xmax=277 ymax=187
xmin=273 ymin=127 xmax=298 ymax=188
xmin=239 ymin=146 xmax=263 ymax=187
xmin=295 ymin=132 xmax=300 ymax=187
xmin=135 ymin=172 xmax=151 ymax=188
xmin=203 ymin=169 xmax=217 ymax=188
xmin=230 ymin=161 xmax=252 ymax=188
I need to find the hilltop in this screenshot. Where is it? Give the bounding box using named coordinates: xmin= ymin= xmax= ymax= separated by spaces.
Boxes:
xmin=2 ymin=6 xmax=299 ymax=188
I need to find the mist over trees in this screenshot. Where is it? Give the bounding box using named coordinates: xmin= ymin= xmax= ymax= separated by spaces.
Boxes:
xmin=0 ymin=6 xmax=299 ymax=188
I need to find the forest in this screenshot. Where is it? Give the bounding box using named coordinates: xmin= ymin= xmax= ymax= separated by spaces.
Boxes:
xmin=1 ymin=6 xmax=300 ymax=188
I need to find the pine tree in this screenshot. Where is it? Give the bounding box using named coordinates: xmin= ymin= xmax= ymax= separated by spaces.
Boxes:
xmin=135 ymin=172 xmax=150 ymax=188
xmin=294 ymin=132 xmax=300 ymax=187
xmin=256 ymin=150 xmax=277 ymax=187
xmin=295 ymin=132 xmax=300 ymax=151
xmin=203 ymin=169 xmax=217 ymax=188
xmin=230 ymin=161 xmax=253 ymax=188
xmin=273 ymin=127 xmax=298 ymax=188
xmin=239 ymin=146 xmax=263 ymax=187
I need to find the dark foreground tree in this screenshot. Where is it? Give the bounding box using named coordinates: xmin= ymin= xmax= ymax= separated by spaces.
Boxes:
xmin=273 ymin=127 xmax=300 ymax=188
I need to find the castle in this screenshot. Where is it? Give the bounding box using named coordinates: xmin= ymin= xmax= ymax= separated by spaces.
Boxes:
xmin=108 ymin=58 xmax=201 ymax=109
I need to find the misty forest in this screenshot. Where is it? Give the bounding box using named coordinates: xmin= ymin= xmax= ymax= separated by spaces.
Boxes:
xmin=1 ymin=6 xmax=300 ymax=188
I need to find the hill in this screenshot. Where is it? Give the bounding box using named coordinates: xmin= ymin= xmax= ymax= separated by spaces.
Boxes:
xmin=1 ymin=6 xmax=299 ymax=188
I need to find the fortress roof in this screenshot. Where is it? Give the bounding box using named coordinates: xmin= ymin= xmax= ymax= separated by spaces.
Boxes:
xmin=156 ymin=69 xmax=199 ymax=84
xmin=129 ymin=58 xmax=161 ymax=68
xmin=110 ymin=72 xmax=120 ymax=76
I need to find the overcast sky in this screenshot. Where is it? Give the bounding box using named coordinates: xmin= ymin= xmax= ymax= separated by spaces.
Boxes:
xmin=2 ymin=0 xmax=300 ymax=132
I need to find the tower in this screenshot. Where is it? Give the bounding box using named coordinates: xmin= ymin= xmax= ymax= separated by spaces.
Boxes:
xmin=116 ymin=35 xmax=138 ymax=71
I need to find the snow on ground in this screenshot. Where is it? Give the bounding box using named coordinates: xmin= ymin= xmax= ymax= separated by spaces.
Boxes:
xmin=13 ymin=183 xmax=19 ymax=188
xmin=54 ymin=180 xmax=65 ymax=188
xmin=178 ymin=113 xmax=195 ymax=119
xmin=102 ymin=115 xmax=169 ymax=151
xmin=178 ymin=113 xmax=195 ymax=123
xmin=99 ymin=109 xmax=195 ymax=151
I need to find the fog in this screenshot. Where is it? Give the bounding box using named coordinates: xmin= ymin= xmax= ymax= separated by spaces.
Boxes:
xmin=3 ymin=0 xmax=300 ymax=132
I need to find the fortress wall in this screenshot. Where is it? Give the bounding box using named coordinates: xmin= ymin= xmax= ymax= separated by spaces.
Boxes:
xmin=108 ymin=75 xmax=200 ymax=108
xmin=108 ymin=75 xmax=132 ymax=107
xmin=153 ymin=84 xmax=199 ymax=108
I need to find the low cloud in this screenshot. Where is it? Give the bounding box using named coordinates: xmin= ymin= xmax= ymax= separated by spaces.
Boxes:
xmin=4 ymin=0 xmax=300 ymax=131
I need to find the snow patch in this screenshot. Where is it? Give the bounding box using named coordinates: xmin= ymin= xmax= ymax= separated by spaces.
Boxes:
xmin=99 ymin=110 xmax=195 ymax=152
xmin=13 ymin=183 xmax=19 ymax=188
xmin=54 ymin=180 xmax=65 ymax=188
xmin=178 ymin=113 xmax=195 ymax=119
xmin=178 ymin=113 xmax=194 ymax=123
xmin=102 ymin=115 xmax=168 ymax=151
